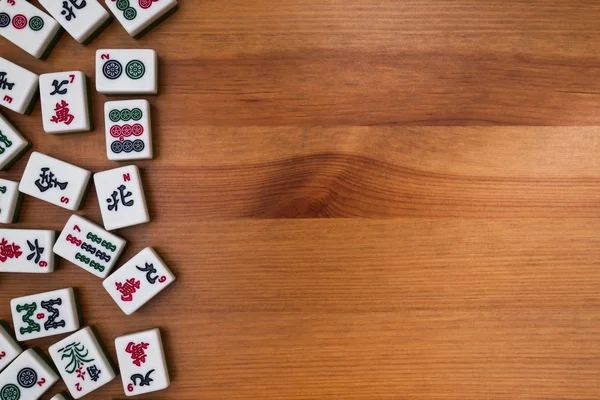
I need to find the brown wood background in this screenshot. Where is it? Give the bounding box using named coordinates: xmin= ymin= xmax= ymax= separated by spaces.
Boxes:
xmin=1 ymin=0 xmax=600 ymax=398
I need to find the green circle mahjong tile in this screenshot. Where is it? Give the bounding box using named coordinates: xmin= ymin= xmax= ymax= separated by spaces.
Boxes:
xmin=0 ymin=384 xmax=19 ymax=400
xmin=130 ymin=108 xmax=143 ymax=121
xmin=109 ymin=109 xmax=122 ymax=122
xmin=120 ymin=108 xmax=132 ymax=121
xmin=116 ymin=0 xmax=130 ymax=11
xmin=124 ymin=7 xmax=137 ymax=20
xmin=125 ymin=60 xmax=145 ymax=79
xmin=28 ymin=16 xmax=44 ymax=31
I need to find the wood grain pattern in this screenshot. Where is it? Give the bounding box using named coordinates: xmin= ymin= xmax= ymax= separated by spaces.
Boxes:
xmin=1 ymin=1 xmax=600 ymax=399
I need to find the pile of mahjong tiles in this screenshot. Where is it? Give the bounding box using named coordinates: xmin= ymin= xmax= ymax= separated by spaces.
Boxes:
xmin=0 ymin=0 xmax=179 ymax=399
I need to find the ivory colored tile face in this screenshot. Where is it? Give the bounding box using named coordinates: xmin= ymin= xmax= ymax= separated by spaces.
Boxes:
xmin=0 ymin=112 xmax=29 ymax=171
xmin=10 ymin=288 xmax=80 ymax=342
xmin=0 ymin=349 xmax=59 ymax=399
xmin=105 ymin=99 xmax=152 ymax=160
xmin=0 ymin=57 xmax=38 ymax=115
xmin=94 ymin=165 xmax=149 ymax=230
xmin=48 ymin=327 xmax=116 ymax=399
xmin=0 ymin=179 xmax=21 ymax=224
xmin=0 ymin=322 xmax=22 ymax=372
xmin=105 ymin=0 xmax=177 ymax=38
xmin=38 ymin=0 xmax=111 ymax=44
xmin=53 ymin=215 xmax=127 ymax=278
xmin=115 ymin=328 xmax=169 ymax=396
xmin=103 ymin=247 xmax=175 ymax=315
xmin=95 ymin=49 xmax=157 ymax=94
xmin=50 ymin=393 xmax=72 ymax=400
xmin=40 ymin=71 xmax=91 ymax=134
xmin=0 ymin=0 xmax=61 ymax=59
xmin=0 ymin=229 xmax=56 ymax=273
xmin=19 ymin=152 xmax=91 ymax=211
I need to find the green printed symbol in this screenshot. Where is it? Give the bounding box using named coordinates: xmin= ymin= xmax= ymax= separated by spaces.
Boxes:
xmin=16 ymin=302 xmax=40 ymax=335
xmin=29 ymin=16 xmax=43 ymax=31
xmin=0 ymin=384 xmax=19 ymax=400
xmin=126 ymin=60 xmax=145 ymax=79
xmin=120 ymin=108 xmax=132 ymax=121
xmin=116 ymin=0 xmax=130 ymax=11
xmin=0 ymin=131 xmax=12 ymax=155
xmin=124 ymin=7 xmax=137 ymax=20
xmin=58 ymin=341 xmax=95 ymax=374
xmin=130 ymin=108 xmax=143 ymax=120
xmin=109 ymin=109 xmax=121 ymax=122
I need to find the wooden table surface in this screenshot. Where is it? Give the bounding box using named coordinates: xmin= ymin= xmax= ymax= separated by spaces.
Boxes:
xmin=2 ymin=1 xmax=600 ymax=399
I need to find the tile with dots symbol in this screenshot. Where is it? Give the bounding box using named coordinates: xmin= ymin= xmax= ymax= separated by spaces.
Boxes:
xmin=105 ymin=0 xmax=177 ymax=38
xmin=95 ymin=49 xmax=157 ymax=94
xmin=0 ymin=348 xmax=59 ymax=399
xmin=105 ymin=99 xmax=153 ymax=160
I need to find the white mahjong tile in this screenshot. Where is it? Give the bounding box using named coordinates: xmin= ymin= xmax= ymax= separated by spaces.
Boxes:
xmin=105 ymin=0 xmax=177 ymax=38
xmin=104 ymin=99 xmax=152 ymax=161
xmin=0 ymin=0 xmax=61 ymax=59
xmin=0 ymin=322 xmax=22 ymax=372
xmin=50 ymin=392 xmax=73 ymax=400
xmin=19 ymin=152 xmax=91 ymax=211
xmin=48 ymin=327 xmax=116 ymax=399
xmin=94 ymin=165 xmax=149 ymax=230
xmin=10 ymin=288 xmax=80 ymax=342
xmin=39 ymin=71 xmax=91 ymax=134
xmin=103 ymin=247 xmax=175 ymax=315
xmin=115 ymin=328 xmax=169 ymax=396
xmin=54 ymin=215 xmax=127 ymax=278
xmin=0 ymin=179 xmax=21 ymax=224
xmin=0 ymin=112 xmax=29 ymax=171
xmin=0 ymin=229 xmax=56 ymax=273
xmin=0 ymin=57 xmax=38 ymax=115
xmin=38 ymin=0 xmax=111 ymax=44
xmin=0 ymin=348 xmax=59 ymax=399
xmin=95 ymin=49 xmax=157 ymax=94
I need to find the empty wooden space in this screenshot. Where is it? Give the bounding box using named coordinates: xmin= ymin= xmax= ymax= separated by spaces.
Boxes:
xmin=1 ymin=1 xmax=600 ymax=399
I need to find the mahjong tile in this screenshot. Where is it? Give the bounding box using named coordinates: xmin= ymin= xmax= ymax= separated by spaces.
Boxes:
xmin=19 ymin=152 xmax=91 ymax=211
xmin=38 ymin=0 xmax=111 ymax=44
xmin=40 ymin=71 xmax=91 ymax=134
xmin=53 ymin=215 xmax=127 ymax=278
xmin=95 ymin=49 xmax=157 ymax=94
xmin=0 ymin=112 xmax=29 ymax=170
xmin=0 ymin=57 xmax=38 ymax=115
xmin=105 ymin=99 xmax=152 ymax=160
xmin=0 ymin=0 xmax=62 ymax=59
xmin=105 ymin=0 xmax=177 ymax=38
xmin=10 ymin=288 xmax=80 ymax=341
xmin=115 ymin=328 xmax=170 ymax=396
xmin=50 ymin=392 xmax=73 ymax=400
xmin=102 ymin=247 xmax=175 ymax=315
xmin=0 ymin=322 xmax=22 ymax=373
xmin=0 ymin=179 xmax=21 ymax=224
xmin=0 ymin=348 xmax=59 ymax=399
xmin=94 ymin=165 xmax=150 ymax=230
xmin=0 ymin=229 xmax=56 ymax=273
xmin=48 ymin=327 xmax=116 ymax=399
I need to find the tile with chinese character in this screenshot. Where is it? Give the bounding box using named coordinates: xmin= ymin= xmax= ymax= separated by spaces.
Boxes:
xmin=0 ymin=178 xmax=21 ymax=224
xmin=104 ymin=0 xmax=177 ymax=38
xmin=105 ymin=99 xmax=152 ymax=160
xmin=0 ymin=57 xmax=38 ymax=115
xmin=38 ymin=0 xmax=111 ymax=44
xmin=115 ymin=328 xmax=170 ymax=396
xmin=0 ymin=321 xmax=23 ymax=373
xmin=0 ymin=0 xmax=62 ymax=59
xmin=10 ymin=288 xmax=80 ymax=341
xmin=53 ymin=215 xmax=127 ymax=278
xmin=103 ymin=247 xmax=175 ymax=315
xmin=95 ymin=49 xmax=157 ymax=94
xmin=0 ymin=348 xmax=59 ymax=399
xmin=40 ymin=71 xmax=91 ymax=134
xmin=48 ymin=327 xmax=116 ymax=399
xmin=0 ymin=112 xmax=30 ymax=171
xmin=19 ymin=152 xmax=92 ymax=211
xmin=0 ymin=229 xmax=56 ymax=273
xmin=94 ymin=165 xmax=149 ymax=230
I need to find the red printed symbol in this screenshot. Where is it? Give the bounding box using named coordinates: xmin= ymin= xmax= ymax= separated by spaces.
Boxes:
xmin=75 ymin=382 xmax=82 ymax=391
xmin=110 ymin=124 xmax=144 ymax=141
xmin=138 ymin=0 xmax=157 ymax=8
xmin=123 ymin=173 xmax=131 ymax=182
xmin=116 ymin=278 xmax=140 ymax=302
xmin=2 ymin=95 xmax=12 ymax=103
xmin=37 ymin=378 xmax=45 ymax=387
xmin=60 ymin=196 xmax=69 ymax=204
xmin=69 ymin=74 xmax=75 ymax=83
xmin=36 ymin=313 xmax=45 ymax=320
xmin=73 ymin=225 xmax=81 ymax=232
xmin=0 ymin=351 xmax=5 ymax=360
xmin=39 ymin=261 xmax=48 ymax=268
xmin=127 ymin=383 xmax=134 ymax=392
xmin=126 ymin=341 xmax=149 ymax=366
xmin=50 ymin=100 xmax=74 ymax=125
xmin=101 ymin=53 xmax=110 ymax=60
xmin=12 ymin=14 xmax=27 ymax=29
xmin=6 ymin=0 xmax=16 ymax=6
xmin=159 ymin=276 xmax=166 ymax=283
xmin=0 ymin=238 xmax=22 ymax=262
